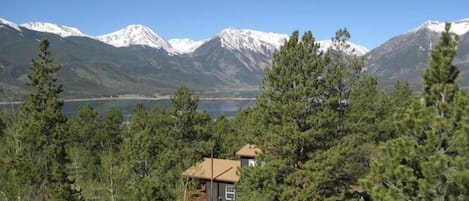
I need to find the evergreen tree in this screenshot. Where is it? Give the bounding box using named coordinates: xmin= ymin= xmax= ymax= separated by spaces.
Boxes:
xmin=14 ymin=39 xmax=82 ymax=200
xmin=121 ymin=103 xmax=160 ymax=200
xmin=238 ymin=30 xmax=326 ymax=200
xmin=423 ymin=22 xmax=459 ymax=117
xmin=362 ymin=23 xmax=464 ymax=200
xmin=101 ymin=108 xmax=124 ymax=201
xmin=0 ymin=113 xmax=22 ymax=200
xmin=448 ymin=97 xmax=469 ymax=199
xmin=239 ymin=29 xmax=379 ymax=200
xmin=300 ymin=29 xmax=374 ymax=200
xmin=127 ymin=103 xmax=148 ymax=132
xmin=67 ymin=104 xmax=103 ymax=200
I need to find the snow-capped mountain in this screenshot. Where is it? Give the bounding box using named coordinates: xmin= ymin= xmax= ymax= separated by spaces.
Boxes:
xmin=215 ymin=28 xmax=368 ymax=56
xmin=317 ymin=40 xmax=369 ymax=56
xmin=367 ymin=18 xmax=469 ymax=89
xmin=96 ymin=24 xmax=175 ymax=53
xmin=412 ymin=19 xmax=469 ymax=35
xmin=217 ymin=28 xmax=288 ymax=53
xmin=21 ymin=22 xmax=88 ymax=37
xmin=168 ymin=38 xmax=207 ymax=54
xmin=0 ymin=18 xmax=21 ymax=32
xmin=192 ymin=28 xmax=289 ymax=72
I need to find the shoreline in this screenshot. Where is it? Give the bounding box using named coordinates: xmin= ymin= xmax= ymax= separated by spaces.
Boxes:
xmin=0 ymin=96 xmax=256 ymax=105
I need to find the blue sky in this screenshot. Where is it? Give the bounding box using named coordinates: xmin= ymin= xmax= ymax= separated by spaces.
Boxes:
xmin=2 ymin=0 xmax=469 ymax=48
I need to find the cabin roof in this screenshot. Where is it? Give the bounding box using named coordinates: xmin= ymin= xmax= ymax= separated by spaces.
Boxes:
xmin=182 ymin=158 xmax=240 ymax=183
xmin=236 ymin=144 xmax=261 ymax=158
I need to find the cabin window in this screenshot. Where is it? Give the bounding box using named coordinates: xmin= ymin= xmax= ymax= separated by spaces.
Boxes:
xmin=225 ymin=185 xmax=235 ymax=200
xmin=248 ymin=159 xmax=256 ymax=167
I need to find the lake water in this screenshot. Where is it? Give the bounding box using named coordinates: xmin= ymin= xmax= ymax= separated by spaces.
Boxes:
xmin=1 ymin=99 xmax=256 ymax=120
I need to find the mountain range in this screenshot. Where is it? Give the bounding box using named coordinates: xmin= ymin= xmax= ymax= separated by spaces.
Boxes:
xmin=0 ymin=17 xmax=468 ymax=100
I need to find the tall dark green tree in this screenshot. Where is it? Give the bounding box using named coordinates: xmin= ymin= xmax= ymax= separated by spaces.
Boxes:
xmin=423 ymin=22 xmax=459 ymax=117
xmin=362 ymin=22 xmax=464 ymax=200
xmin=238 ymin=30 xmax=326 ymax=200
xmin=239 ymin=29 xmax=380 ymax=200
xmin=300 ymin=29 xmax=375 ymax=200
xmin=14 ymin=39 xmax=81 ymax=200
xmin=121 ymin=103 xmax=160 ymax=200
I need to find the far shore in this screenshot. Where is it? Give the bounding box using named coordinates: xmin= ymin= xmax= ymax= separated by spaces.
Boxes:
xmin=0 ymin=96 xmax=256 ymax=105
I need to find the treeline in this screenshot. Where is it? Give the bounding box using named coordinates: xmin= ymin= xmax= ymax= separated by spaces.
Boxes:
xmin=0 ymin=23 xmax=468 ymax=201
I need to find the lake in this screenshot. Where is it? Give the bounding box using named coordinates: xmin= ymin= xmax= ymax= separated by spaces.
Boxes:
xmin=0 ymin=99 xmax=256 ymax=120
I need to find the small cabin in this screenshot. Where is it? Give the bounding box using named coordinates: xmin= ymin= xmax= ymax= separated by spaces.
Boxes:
xmin=236 ymin=144 xmax=261 ymax=167
xmin=182 ymin=144 xmax=260 ymax=201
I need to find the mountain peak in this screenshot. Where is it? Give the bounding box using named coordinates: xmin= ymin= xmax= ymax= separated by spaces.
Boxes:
xmin=413 ymin=19 xmax=469 ymax=35
xmin=0 ymin=17 xmax=21 ymax=32
xmin=317 ymin=40 xmax=369 ymax=56
xmin=216 ymin=28 xmax=288 ymax=52
xmin=20 ymin=22 xmax=88 ymax=37
xmin=96 ymin=24 xmax=174 ymax=52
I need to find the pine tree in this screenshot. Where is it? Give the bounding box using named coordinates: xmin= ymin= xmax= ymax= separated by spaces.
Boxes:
xmin=362 ymin=23 xmax=463 ymax=200
xmin=423 ymin=22 xmax=459 ymax=117
xmin=121 ymin=103 xmax=159 ymax=200
xmin=67 ymin=104 xmax=102 ymax=200
xmin=300 ymin=29 xmax=374 ymax=200
xmin=101 ymin=108 xmax=124 ymax=201
xmin=0 ymin=113 xmax=22 ymax=200
xmin=238 ymin=30 xmax=326 ymax=200
xmin=14 ymin=39 xmax=82 ymax=200
xmin=238 ymin=29 xmax=376 ymax=200
xmin=448 ymin=97 xmax=469 ymax=199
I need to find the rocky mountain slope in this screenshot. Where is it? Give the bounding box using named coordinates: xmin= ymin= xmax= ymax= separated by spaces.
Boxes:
xmin=366 ymin=19 xmax=469 ymax=89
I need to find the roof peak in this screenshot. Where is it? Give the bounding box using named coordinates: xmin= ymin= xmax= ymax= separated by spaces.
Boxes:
xmin=236 ymin=144 xmax=261 ymax=158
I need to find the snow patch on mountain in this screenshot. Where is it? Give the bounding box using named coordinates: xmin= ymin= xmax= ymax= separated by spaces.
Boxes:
xmin=413 ymin=19 xmax=469 ymax=35
xmin=21 ymin=22 xmax=88 ymax=37
xmin=217 ymin=28 xmax=288 ymax=52
xmin=215 ymin=28 xmax=368 ymax=56
xmin=0 ymin=18 xmax=21 ymax=32
xmin=318 ymin=40 xmax=369 ymax=56
xmin=96 ymin=24 xmax=175 ymax=53
xmin=168 ymin=38 xmax=207 ymax=54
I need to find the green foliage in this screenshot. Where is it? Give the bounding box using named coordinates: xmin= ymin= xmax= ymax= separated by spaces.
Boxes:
xmin=423 ymin=22 xmax=459 ymax=116
xmin=10 ymin=39 xmax=82 ymax=200
xmin=67 ymin=104 xmax=103 ymax=200
xmin=238 ymin=29 xmax=381 ymax=200
xmin=362 ymin=24 xmax=469 ymax=201
xmin=238 ymin=30 xmax=325 ymax=200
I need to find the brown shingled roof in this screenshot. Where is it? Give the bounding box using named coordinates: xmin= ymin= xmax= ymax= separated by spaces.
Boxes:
xmin=182 ymin=158 xmax=240 ymax=183
xmin=236 ymin=144 xmax=261 ymax=158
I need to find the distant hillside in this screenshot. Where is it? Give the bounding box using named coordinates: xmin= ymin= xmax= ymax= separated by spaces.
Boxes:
xmin=365 ymin=19 xmax=469 ymax=90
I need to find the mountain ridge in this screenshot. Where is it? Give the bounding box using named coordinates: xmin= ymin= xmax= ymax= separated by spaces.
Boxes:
xmin=1 ymin=17 xmax=369 ymax=55
xmin=366 ymin=18 xmax=469 ymax=89
xmin=2 ymin=17 xmax=469 ymax=100
xmin=21 ymin=22 xmax=89 ymax=38
xmin=411 ymin=19 xmax=469 ymax=35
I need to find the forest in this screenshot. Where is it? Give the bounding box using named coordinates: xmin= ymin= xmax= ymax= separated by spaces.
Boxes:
xmin=0 ymin=23 xmax=468 ymax=201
